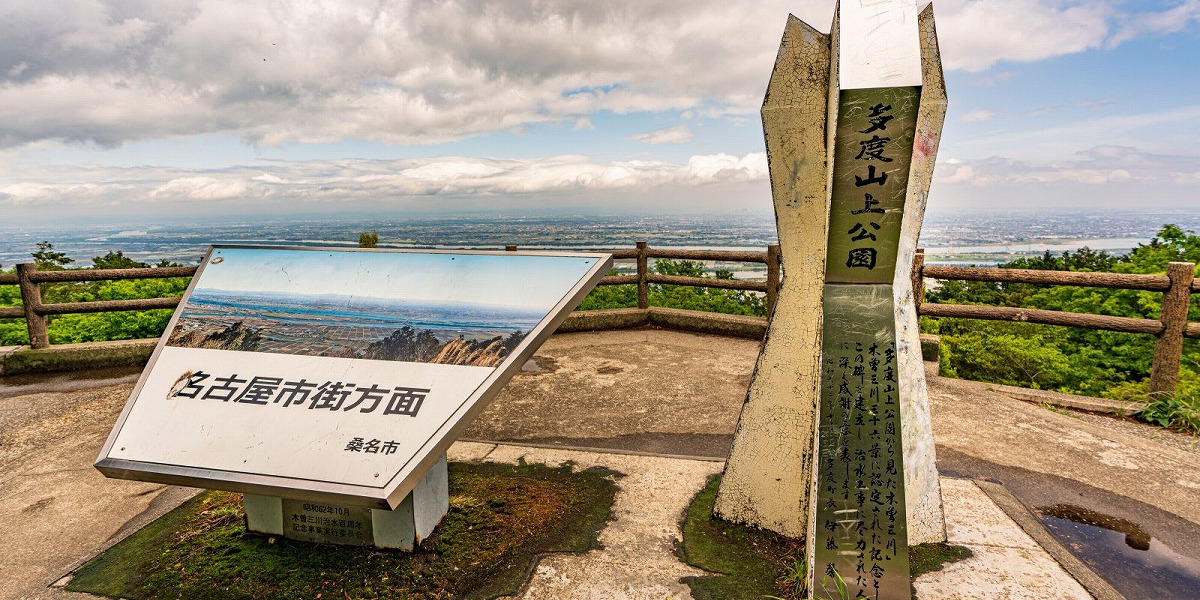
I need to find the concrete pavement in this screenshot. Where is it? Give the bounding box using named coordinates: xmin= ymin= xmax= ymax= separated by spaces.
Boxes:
xmin=4 ymin=328 xmax=1198 ymax=599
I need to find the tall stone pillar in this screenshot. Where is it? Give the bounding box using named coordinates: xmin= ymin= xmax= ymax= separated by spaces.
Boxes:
xmin=715 ymin=3 xmax=949 ymax=578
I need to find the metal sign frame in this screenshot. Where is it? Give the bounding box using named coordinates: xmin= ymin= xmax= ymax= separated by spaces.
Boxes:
xmin=96 ymin=245 xmax=612 ymax=509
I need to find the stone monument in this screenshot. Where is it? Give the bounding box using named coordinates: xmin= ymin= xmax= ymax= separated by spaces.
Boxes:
xmin=716 ymin=2 xmax=948 ymax=596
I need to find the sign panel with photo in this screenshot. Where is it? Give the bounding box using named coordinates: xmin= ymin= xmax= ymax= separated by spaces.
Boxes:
xmin=96 ymin=246 xmax=611 ymax=508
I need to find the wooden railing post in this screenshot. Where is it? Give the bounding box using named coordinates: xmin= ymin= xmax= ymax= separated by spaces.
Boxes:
xmin=912 ymin=248 xmax=925 ymax=313
xmin=505 ymin=245 xmax=517 ymax=252
xmin=766 ymin=244 xmax=781 ymax=317
xmin=16 ymin=263 xmax=50 ymax=349
xmin=636 ymin=241 xmax=649 ymax=309
xmin=1149 ymin=261 xmax=1195 ymax=398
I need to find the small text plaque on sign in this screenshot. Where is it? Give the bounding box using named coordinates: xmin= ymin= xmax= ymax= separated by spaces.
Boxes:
xmin=282 ymin=499 xmax=375 ymax=546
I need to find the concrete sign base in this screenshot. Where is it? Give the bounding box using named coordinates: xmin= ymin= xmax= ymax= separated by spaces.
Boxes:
xmin=245 ymin=454 xmax=450 ymax=550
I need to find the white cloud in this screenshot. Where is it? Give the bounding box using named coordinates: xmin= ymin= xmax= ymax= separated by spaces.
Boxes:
xmin=1 ymin=1 xmax=1195 ymax=148
xmin=1108 ymin=0 xmax=1200 ymax=47
xmin=632 ymin=125 xmax=693 ymax=144
xmin=0 ymin=152 xmax=770 ymax=208
xmin=0 ymin=0 xmax=822 ymax=148
xmin=935 ymin=145 xmax=1200 ymax=186
xmin=949 ymin=105 xmax=1200 ymax=163
xmin=935 ymin=0 xmax=1111 ymax=72
xmin=961 ymin=109 xmax=996 ymax=123
xmin=153 ymin=176 xmax=248 ymax=200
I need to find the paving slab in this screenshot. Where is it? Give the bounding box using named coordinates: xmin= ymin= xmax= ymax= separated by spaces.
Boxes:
xmin=456 ymin=446 xmax=1092 ymax=600
xmin=452 ymin=443 xmax=720 ymax=600
xmin=915 ymin=478 xmax=1093 ymax=600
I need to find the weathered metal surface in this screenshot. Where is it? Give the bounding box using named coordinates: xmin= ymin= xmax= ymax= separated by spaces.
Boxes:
xmin=282 ymin=498 xmax=375 ymax=546
xmin=811 ymin=285 xmax=910 ymax=598
xmin=95 ymin=246 xmax=612 ymax=510
xmin=809 ymin=1 xmax=949 ymax=594
xmin=824 ymin=87 xmax=920 ymax=285
xmin=811 ymin=83 xmax=919 ymax=599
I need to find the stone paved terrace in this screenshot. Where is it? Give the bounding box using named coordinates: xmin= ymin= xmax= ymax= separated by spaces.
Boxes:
xmin=2 ymin=328 xmax=1199 ymax=599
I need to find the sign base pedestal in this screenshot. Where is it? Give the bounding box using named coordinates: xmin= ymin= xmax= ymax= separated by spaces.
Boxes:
xmin=245 ymin=454 xmax=449 ymax=550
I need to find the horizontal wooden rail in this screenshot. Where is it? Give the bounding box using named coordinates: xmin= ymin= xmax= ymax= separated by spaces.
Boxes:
xmin=37 ymin=297 xmax=183 ymax=316
xmin=599 ymin=274 xmax=639 ymax=285
xmin=609 ymin=249 xmax=640 ymax=259
xmin=916 ymin=252 xmax=1197 ymax=398
xmin=920 ymin=303 xmax=1163 ymax=335
xmin=922 ymin=265 xmax=1168 ymax=291
xmin=647 ymin=273 xmax=769 ymax=292
xmin=27 ymin=266 xmax=197 ymax=283
xmin=646 ymin=248 xmax=768 ymax=263
xmin=0 ymin=306 xmax=22 ymax=319
xmin=0 ymin=273 xmax=17 ymax=285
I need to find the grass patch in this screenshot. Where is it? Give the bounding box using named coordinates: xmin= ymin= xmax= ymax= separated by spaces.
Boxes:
xmin=908 ymin=542 xmax=973 ymax=579
xmin=1039 ymin=402 xmax=1081 ymax=419
xmin=68 ymin=461 xmax=618 ymax=600
xmin=1134 ymin=394 xmax=1200 ymax=434
xmin=677 ymin=474 xmax=805 ymax=600
xmin=678 ymin=475 xmax=972 ymax=600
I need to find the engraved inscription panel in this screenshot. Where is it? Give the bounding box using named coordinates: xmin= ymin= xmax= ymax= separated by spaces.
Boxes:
xmin=812 ymin=284 xmax=910 ymax=599
xmin=282 ymin=499 xmax=374 ymax=546
xmin=826 ymin=87 xmax=920 ymax=285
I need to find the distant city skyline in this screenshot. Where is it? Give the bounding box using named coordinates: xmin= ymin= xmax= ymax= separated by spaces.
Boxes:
xmin=2 ymin=1 xmax=1198 ymax=224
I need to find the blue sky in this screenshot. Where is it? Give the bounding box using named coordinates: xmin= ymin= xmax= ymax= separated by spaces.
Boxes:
xmin=199 ymin=248 xmax=601 ymax=310
xmin=1 ymin=1 xmax=1198 ymax=224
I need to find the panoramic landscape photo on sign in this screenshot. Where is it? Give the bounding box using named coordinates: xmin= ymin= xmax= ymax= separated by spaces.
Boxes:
xmin=97 ymin=246 xmax=611 ymax=507
xmin=167 ymin=248 xmax=557 ymax=366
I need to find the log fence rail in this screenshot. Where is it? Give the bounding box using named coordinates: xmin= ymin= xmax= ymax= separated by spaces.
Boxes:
xmin=2 ymin=244 xmax=1196 ymax=396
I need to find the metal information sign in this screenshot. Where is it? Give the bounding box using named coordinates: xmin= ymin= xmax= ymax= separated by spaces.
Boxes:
xmin=96 ymin=246 xmax=611 ymax=509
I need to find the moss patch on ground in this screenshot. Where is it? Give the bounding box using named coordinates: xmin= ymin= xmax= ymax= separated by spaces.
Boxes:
xmin=678 ymin=475 xmax=972 ymax=600
xmin=68 ymin=461 xmax=618 ymax=600
xmin=678 ymin=474 xmax=807 ymax=600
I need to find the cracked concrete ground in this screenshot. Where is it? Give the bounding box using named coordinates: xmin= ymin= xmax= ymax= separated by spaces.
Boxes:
xmin=3 ymin=328 xmax=1198 ymax=599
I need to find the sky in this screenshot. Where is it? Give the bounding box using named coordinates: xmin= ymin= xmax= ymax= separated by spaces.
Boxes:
xmin=1 ymin=0 xmax=1198 ymax=225
xmin=199 ymin=247 xmax=602 ymax=309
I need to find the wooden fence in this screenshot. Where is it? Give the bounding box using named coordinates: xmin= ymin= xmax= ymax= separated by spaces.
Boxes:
xmin=0 ymin=265 xmax=197 ymax=350
xmin=913 ymin=249 xmax=1198 ymax=397
xmin=2 ymin=244 xmax=1197 ymax=396
xmin=0 ymin=244 xmax=782 ymax=352
xmin=506 ymin=241 xmax=782 ymax=315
